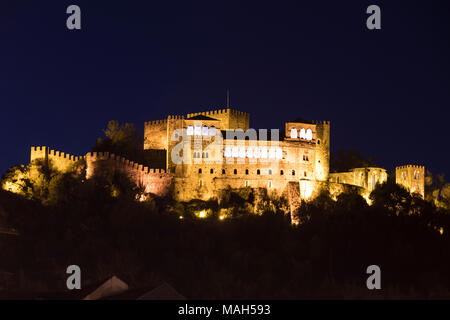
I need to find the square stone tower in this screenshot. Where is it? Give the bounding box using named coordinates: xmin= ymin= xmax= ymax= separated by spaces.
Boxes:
xmin=395 ymin=165 xmax=425 ymax=198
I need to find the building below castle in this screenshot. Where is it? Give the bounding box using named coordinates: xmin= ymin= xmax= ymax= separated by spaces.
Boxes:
xmin=27 ymin=108 xmax=425 ymax=210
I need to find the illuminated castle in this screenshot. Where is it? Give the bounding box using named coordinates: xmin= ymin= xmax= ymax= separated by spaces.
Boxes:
xmin=28 ymin=108 xmax=425 ymax=207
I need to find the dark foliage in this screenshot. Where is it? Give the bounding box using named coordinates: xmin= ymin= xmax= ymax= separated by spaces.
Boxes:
xmin=0 ymin=177 xmax=450 ymax=299
xmin=331 ymin=148 xmax=377 ymax=173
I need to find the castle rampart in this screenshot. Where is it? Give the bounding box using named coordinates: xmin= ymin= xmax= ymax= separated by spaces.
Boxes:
xmin=30 ymin=146 xmax=84 ymax=172
xmin=85 ymin=152 xmax=173 ymax=197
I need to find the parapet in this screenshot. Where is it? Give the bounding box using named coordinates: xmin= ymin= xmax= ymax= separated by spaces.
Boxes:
xmin=396 ymin=165 xmax=425 ymax=170
xmin=86 ymin=152 xmax=168 ymax=175
xmin=145 ymin=115 xmax=186 ymax=127
xmin=311 ymin=120 xmax=331 ymax=125
xmin=30 ymin=146 xmax=85 ymax=162
xmin=144 ymin=119 xmax=168 ymax=127
xmin=186 ymin=108 xmax=249 ymax=119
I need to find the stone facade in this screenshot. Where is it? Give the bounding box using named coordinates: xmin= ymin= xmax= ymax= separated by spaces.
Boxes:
xmin=27 ymin=107 xmax=425 ymax=203
xmin=395 ymin=165 xmax=425 ymax=198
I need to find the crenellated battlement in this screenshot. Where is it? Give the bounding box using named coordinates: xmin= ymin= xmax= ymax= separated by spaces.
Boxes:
xmin=396 ymin=165 xmax=425 ymax=170
xmin=312 ymin=120 xmax=331 ymax=125
xmin=86 ymin=152 xmax=168 ymax=175
xmin=31 ymin=146 xmax=47 ymax=152
xmin=145 ymin=119 xmax=168 ymax=126
xmin=85 ymin=151 xmax=172 ymax=196
xmin=30 ymin=146 xmax=85 ymax=170
xmin=168 ymin=115 xmax=185 ymax=120
xmin=144 ymin=115 xmax=186 ymax=127
xmin=186 ymin=108 xmax=250 ymax=119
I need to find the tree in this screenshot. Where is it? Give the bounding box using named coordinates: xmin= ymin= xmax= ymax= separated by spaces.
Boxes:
xmin=93 ymin=120 xmax=143 ymax=161
xmin=1 ymin=164 xmax=29 ymax=195
xmin=370 ymin=180 xmax=413 ymax=216
xmin=331 ymin=148 xmax=377 ymax=173
xmin=425 ymin=171 xmax=450 ymax=210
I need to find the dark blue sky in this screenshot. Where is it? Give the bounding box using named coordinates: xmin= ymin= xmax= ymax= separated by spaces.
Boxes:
xmin=1 ymin=0 xmax=449 ymax=177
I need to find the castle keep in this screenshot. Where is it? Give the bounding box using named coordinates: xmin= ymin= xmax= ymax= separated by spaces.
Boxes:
xmin=28 ymin=108 xmax=425 ymax=205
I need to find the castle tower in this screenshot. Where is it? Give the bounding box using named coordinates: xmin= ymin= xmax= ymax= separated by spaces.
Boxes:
xmin=314 ymin=121 xmax=330 ymax=181
xmin=395 ymin=165 xmax=425 ymax=198
xmin=30 ymin=146 xmax=49 ymax=163
xmin=186 ymin=109 xmax=250 ymax=131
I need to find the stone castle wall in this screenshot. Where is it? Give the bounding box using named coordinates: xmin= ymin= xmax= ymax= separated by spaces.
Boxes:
xmin=186 ymin=108 xmax=250 ymax=131
xmin=30 ymin=146 xmax=84 ymax=172
xmin=85 ymin=152 xmax=173 ymax=197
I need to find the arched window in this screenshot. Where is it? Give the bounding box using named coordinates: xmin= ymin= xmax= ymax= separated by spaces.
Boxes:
xmin=246 ymin=147 xmax=253 ymax=158
xmin=239 ymin=147 xmax=246 ymax=158
xmin=299 ymin=128 xmax=306 ymax=139
xmin=232 ymin=147 xmax=239 ymax=158
xmin=257 ymin=169 xmax=261 ymax=175
xmin=202 ymin=126 xmax=209 ymax=136
xmin=290 ymin=128 xmax=298 ymax=138
xmin=198 ymin=168 xmax=202 ymax=174
xmin=280 ymin=170 xmax=284 ymax=175
xmin=224 ymin=146 xmax=232 ymax=158
xmin=245 ymin=169 xmax=249 ymax=175
xmin=292 ymin=170 xmax=295 ymax=176
xmin=187 ymin=125 xmax=194 ymax=136
xmin=234 ymin=169 xmax=237 ymax=175
xmin=306 ymin=128 xmax=313 ymax=140
xmin=253 ymin=147 xmax=261 ymax=158
xmin=194 ymin=126 xmax=201 ymax=136
xmin=304 ymin=171 xmax=307 ymax=177
xmin=268 ymin=169 xmax=272 ymax=175
xmin=199 ymin=179 xmax=203 ymax=187
xmin=208 ymin=126 xmax=216 ymax=136
xmin=210 ymin=169 xmax=214 ymax=174
xmin=269 ymin=148 xmax=276 ymax=159
xmin=276 ymin=147 xmax=282 ymax=159
xmin=261 ymin=148 xmax=268 ymax=159
xmin=317 ymin=139 xmax=321 ymax=145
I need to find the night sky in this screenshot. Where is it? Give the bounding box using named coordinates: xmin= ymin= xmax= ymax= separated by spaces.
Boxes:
xmin=1 ymin=1 xmax=449 ymax=178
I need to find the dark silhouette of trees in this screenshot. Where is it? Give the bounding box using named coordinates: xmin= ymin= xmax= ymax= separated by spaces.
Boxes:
xmin=331 ymin=148 xmax=377 ymax=172
xmin=1 ymin=163 xmax=450 ymax=299
xmin=93 ymin=120 xmax=144 ymax=162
